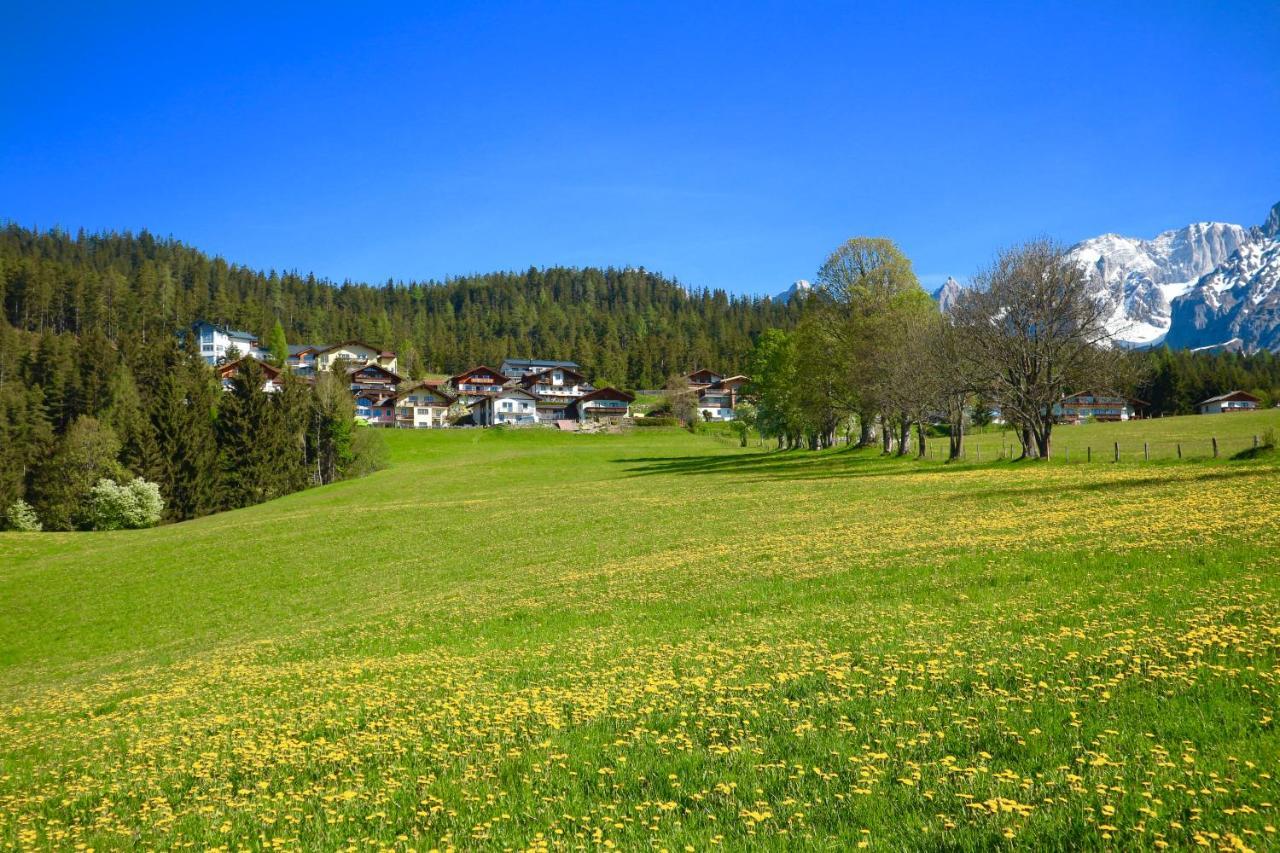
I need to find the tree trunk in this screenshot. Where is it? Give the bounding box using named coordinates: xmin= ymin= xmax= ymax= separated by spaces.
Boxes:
xmin=858 ymin=416 xmax=874 ymax=448
xmin=880 ymin=414 xmax=892 ymax=454
xmin=896 ymin=417 xmax=910 ymax=457
xmin=916 ymin=421 xmax=927 ymax=459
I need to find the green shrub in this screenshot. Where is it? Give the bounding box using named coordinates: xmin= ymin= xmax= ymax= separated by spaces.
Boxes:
xmin=345 ymin=426 xmax=390 ymax=479
xmin=634 ymin=416 xmax=680 ymax=427
xmin=87 ymin=478 xmax=164 ymax=530
xmin=4 ymin=499 xmax=42 ymax=532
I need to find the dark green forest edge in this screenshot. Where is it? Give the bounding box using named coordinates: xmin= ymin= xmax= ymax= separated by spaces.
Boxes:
xmin=2 ymin=224 xmax=1280 ymax=529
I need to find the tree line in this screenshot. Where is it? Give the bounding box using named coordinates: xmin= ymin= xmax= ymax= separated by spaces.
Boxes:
xmin=0 ymin=330 xmax=382 ymax=530
xmin=743 ymin=236 xmax=1280 ymax=460
xmin=0 ymin=224 xmax=800 ymax=389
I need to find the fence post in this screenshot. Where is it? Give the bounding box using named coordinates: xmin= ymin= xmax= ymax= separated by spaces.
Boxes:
xmin=1254 ymin=435 xmax=1260 ymax=449
xmin=1212 ymin=437 xmax=1219 ymax=458
xmin=1065 ymin=447 xmax=1070 ymax=463
xmin=1087 ymin=446 xmax=1092 ymax=463
xmin=1177 ymin=442 xmax=1182 ymax=459
xmin=1114 ymin=442 xmax=1119 ymax=463
xmin=1144 ymin=442 xmax=1149 ymax=462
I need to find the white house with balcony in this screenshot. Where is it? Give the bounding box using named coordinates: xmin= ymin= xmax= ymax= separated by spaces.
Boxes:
xmin=394 ymin=382 xmax=456 ymax=428
xmin=192 ymin=321 xmax=262 ymax=364
xmin=1197 ymin=390 xmax=1262 ymax=414
xmin=470 ymin=387 xmax=539 ymax=426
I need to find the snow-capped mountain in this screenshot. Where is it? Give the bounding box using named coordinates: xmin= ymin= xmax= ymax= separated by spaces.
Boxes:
xmin=931 ymin=276 xmax=962 ymax=312
xmin=1164 ymin=203 xmax=1280 ymax=352
xmin=1065 ymin=201 xmax=1280 ymax=352
xmin=1067 ymin=220 xmax=1256 ymax=346
xmin=774 ymin=279 xmax=812 ymax=303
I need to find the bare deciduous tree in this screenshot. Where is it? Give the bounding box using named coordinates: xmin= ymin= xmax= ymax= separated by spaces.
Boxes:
xmin=951 ymin=239 xmax=1127 ymax=460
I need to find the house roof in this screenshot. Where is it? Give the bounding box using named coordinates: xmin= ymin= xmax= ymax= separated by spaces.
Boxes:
xmin=501 ymin=357 xmax=582 ymax=371
xmin=194 ymin=320 xmax=256 ymax=340
xmin=314 ymin=340 xmax=383 ymax=357
xmin=1060 ymin=392 xmax=1147 ymax=405
xmin=288 ymin=344 xmax=323 ymax=356
xmin=579 ymin=387 xmax=635 ymax=403
xmin=216 ymin=357 xmax=282 ymax=380
xmin=520 ymin=366 xmax=589 ymax=385
xmin=1198 ymin=390 xmax=1261 ymax=405
xmin=449 ymin=365 xmax=510 ymax=385
xmin=685 ymin=369 xmax=723 ymax=385
xmin=347 ymin=363 xmax=405 ymax=383
xmin=394 ymin=381 xmax=456 ymax=404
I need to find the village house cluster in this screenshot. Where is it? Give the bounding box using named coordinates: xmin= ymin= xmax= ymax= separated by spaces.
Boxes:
xmin=195 ymin=321 xmax=649 ymax=429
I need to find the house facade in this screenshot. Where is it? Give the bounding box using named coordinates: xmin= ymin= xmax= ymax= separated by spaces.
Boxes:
xmin=470 ymin=387 xmax=539 ymax=426
xmin=215 ymin=357 xmax=283 ymax=393
xmin=1198 ymin=390 xmax=1261 ymax=414
xmin=314 ymin=342 xmax=398 ymax=374
xmin=447 ymin=366 xmax=510 ymax=400
xmin=500 ymin=357 xmax=583 ymax=380
xmin=1054 ymin=393 xmax=1143 ymax=424
xmin=570 ymin=388 xmax=634 ymax=423
xmin=686 ymin=370 xmax=748 ymax=421
xmin=193 ymin=321 xmax=262 ymax=365
xmin=355 ymin=390 xmax=398 ymax=426
xmin=395 ymin=383 xmax=456 ymax=428
xmin=348 ymin=363 xmax=403 ymax=392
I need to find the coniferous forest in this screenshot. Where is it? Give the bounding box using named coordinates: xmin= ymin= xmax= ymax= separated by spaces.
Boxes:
xmin=0 ymin=224 xmax=799 ymax=527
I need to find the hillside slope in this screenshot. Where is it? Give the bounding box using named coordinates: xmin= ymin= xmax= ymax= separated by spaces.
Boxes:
xmin=2 ymin=423 xmax=1279 ymax=848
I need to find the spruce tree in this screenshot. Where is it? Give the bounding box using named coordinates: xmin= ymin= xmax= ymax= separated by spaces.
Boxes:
xmin=268 ymin=319 xmax=288 ymax=367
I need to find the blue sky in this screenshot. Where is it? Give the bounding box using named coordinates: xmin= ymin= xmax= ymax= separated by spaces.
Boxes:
xmin=3 ymin=1 xmax=1278 ymax=297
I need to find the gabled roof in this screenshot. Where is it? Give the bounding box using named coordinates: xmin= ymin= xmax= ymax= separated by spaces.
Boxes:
xmin=194 ymin=320 xmax=257 ymax=340
xmin=686 ymin=368 xmax=723 ymax=385
xmin=449 ymin=365 xmax=510 ymax=385
xmin=347 ymin=363 xmax=405 ymax=383
xmin=314 ymin=340 xmax=382 ymax=357
xmin=394 ymin=381 xmax=456 ymax=404
xmin=579 ymin=387 xmax=635 ymax=403
xmin=216 ymin=357 xmax=282 ymax=380
xmin=501 ymin=357 xmax=582 ymax=371
xmin=520 ymin=366 xmax=589 ymax=386
xmin=1198 ymin=390 xmax=1261 ymax=405
xmin=288 ymin=344 xmax=323 ymax=356
xmin=718 ymin=374 xmax=749 ymax=386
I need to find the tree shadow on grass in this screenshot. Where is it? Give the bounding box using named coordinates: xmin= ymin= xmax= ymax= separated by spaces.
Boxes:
xmin=612 ymin=447 xmax=1272 ymax=497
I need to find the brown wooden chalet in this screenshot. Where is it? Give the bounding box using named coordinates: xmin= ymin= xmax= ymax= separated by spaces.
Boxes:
xmin=216 ymin=357 xmax=283 ymax=392
xmin=1197 ymin=390 xmax=1262 ymax=414
xmin=447 ymin=365 xmax=511 ymax=397
xmin=569 ymin=387 xmax=635 ymax=422
xmin=347 ymin=363 xmax=404 ymax=391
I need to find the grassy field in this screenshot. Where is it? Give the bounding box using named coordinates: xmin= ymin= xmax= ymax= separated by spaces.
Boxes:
xmin=1 ymin=412 xmax=1279 ymax=849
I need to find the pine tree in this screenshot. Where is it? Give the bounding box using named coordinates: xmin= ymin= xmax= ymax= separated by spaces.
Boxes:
xmin=216 ymin=357 xmax=279 ymax=508
xmin=268 ymin=319 xmax=288 ymax=367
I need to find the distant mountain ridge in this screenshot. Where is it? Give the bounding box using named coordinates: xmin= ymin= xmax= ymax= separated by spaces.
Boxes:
xmin=929 ymin=201 xmax=1280 ymax=353
xmin=1066 ymin=201 xmax=1280 ymax=352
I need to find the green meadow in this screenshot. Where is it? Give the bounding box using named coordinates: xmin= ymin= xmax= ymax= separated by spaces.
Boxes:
xmin=2 ymin=411 xmax=1279 ymax=850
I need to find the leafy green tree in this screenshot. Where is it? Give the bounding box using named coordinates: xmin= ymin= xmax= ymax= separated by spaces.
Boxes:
xmin=29 ymin=415 xmax=122 ymax=530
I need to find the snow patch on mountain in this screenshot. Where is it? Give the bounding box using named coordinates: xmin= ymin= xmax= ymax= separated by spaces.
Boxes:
xmin=1067 ymin=221 xmax=1255 ymax=346
xmin=774 ymin=279 xmax=812 ymax=303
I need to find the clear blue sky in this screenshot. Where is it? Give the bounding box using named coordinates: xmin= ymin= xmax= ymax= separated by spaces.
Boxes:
xmin=3 ymin=1 xmax=1278 ymax=296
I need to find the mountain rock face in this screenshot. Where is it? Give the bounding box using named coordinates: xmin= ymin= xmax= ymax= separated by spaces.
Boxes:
xmin=1067 ymin=201 xmax=1280 ymax=352
xmin=931 ymin=276 xmax=962 ymax=312
xmin=774 ymin=279 xmax=812 ymax=303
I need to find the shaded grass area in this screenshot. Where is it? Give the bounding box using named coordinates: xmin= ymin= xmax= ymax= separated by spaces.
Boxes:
xmin=1 ymin=424 xmax=1278 ymax=849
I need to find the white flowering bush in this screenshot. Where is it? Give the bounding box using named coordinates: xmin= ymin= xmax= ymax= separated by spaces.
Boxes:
xmin=87 ymin=478 xmax=165 ymax=530
xmin=4 ymin=499 xmax=42 ymax=532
